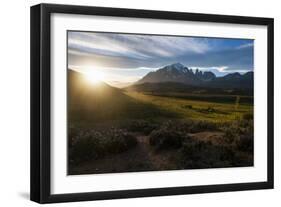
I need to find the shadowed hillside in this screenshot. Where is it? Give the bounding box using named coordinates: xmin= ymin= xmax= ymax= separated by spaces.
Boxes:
xmin=68 ymin=69 xmax=178 ymax=122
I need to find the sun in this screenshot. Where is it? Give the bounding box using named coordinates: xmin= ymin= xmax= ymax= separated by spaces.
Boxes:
xmin=84 ymin=70 xmax=105 ymax=84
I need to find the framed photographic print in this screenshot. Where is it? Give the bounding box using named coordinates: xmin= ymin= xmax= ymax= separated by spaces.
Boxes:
xmin=30 ymin=3 xmax=274 ymax=203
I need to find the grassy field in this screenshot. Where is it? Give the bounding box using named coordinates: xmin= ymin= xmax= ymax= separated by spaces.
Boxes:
xmin=125 ymin=91 xmax=253 ymax=123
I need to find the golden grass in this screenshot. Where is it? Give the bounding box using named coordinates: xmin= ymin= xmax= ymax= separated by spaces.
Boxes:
xmin=125 ymin=91 xmax=253 ymax=123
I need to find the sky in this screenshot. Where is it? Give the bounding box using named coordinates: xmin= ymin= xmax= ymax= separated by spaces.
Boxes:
xmin=68 ymin=31 xmax=254 ymax=87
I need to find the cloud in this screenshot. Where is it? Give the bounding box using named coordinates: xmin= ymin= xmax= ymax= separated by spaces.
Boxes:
xmin=68 ymin=33 xmax=151 ymax=60
xmin=236 ymin=42 xmax=254 ymax=50
xmin=68 ymin=31 xmax=254 ymax=76
xmin=176 ymin=44 xmax=253 ymax=71
xmin=190 ymin=66 xmax=229 ymax=72
xmin=68 ymin=32 xmax=210 ymax=62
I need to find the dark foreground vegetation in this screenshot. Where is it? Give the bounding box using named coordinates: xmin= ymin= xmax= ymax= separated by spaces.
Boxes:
xmin=68 ymin=117 xmax=253 ymax=174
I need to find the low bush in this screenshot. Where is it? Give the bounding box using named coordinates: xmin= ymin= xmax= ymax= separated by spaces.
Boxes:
xmin=235 ymin=134 xmax=253 ymax=153
xmin=126 ymin=120 xmax=158 ymax=135
xmin=161 ymin=120 xmax=218 ymax=133
xmin=148 ymin=119 xmax=220 ymax=150
xmin=188 ymin=120 xmax=218 ymax=133
xmin=223 ymin=126 xmax=239 ymax=144
xmin=178 ymin=118 xmax=254 ymax=168
xmin=68 ymin=125 xmax=81 ymax=148
xmin=103 ymin=128 xmax=137 ymax=154
xmin=219 ymin=119 xmax=253 ymax=144
xmin=149 ymin=126 xmax=186 ymax=150
xmin=69 ymin=131 xmax=104 ymax=163
xmin=69 ymin=128 xmax=137 ymax=163
xmin=180 ymin=139 xmax=236 ymax=169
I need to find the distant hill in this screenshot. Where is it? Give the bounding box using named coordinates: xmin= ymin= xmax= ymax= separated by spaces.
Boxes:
xmin=208 ymin=71 xmax=253 ymax=89
xmin=137 ymin=63 xmax=253 ymax=89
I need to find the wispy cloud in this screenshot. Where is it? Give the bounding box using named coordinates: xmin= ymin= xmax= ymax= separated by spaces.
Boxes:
xmin=68 ymin=33 xmax=151 ymax=60
xmin=68 ymin=31 xmax=254 ymax=83
xmin=68 ymin=32 xmax=210 ymax=61
xmin=236 ymin=42 xmax=254 ymax=50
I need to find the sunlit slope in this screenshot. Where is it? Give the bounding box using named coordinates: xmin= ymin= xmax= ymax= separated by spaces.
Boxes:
xmin=68 ymin=69 xmax=178 ymax=122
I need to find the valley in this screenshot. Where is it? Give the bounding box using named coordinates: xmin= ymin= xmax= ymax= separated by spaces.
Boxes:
xmin=68 ymin=63 xmax=254 ymax=175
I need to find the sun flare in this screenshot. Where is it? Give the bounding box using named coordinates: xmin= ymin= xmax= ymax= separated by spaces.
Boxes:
xmin=84 ymin=70 xmax=105 ymax=84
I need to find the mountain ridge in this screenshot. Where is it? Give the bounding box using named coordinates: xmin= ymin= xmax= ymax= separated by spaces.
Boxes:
xmin=136 ymin=63 xmax=253 ymax=89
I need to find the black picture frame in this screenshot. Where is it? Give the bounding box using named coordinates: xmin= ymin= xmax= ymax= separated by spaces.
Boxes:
xmin=30 ymin=3 xmax=274 ymax=204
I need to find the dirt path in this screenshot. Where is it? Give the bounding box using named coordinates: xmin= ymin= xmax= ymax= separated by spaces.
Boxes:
xmin=189 ymin=131 xmax=225 ymax=145
xmin=69 ymin=133 xmax=179 ymax=175
xmin=69 ymin=131 xmax=226 ymax=175
xmin=135 ymin=135 xmax=178 ymax=170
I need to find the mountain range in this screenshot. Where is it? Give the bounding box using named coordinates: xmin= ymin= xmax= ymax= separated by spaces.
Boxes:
xmin=137 ymin=63 xmax=253 ymax=89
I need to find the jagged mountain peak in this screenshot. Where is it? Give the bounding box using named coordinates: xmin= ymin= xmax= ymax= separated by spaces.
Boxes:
xmin=170 ymin=62 xmax=185 ymax=70
xmin=136 ymin=63 xmax=253 ymax=89
xmin=162 ymin=62 xmax=187 ymax=72
xmin=138 ymin=63 xmax=216 ymax=84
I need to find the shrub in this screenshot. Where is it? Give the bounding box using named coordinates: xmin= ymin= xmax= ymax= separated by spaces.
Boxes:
xmin=103 ymin=128 xmax=137 ymax=154
xmin=219 ymin=118 xmax=253 ymax=145
xmin=127 ymin=120 xmax=158 ymax=135
xmin=149 ymin=127 xmax=186 ymax=150
xmin=69 ymin=128 xmax=137 ymax=163
xmin=188 ymin=120 xmax=218 ymax=133
xmin=239 ymin=120 xmax=254 ymax=134
xmin=223 ymin=126 xmax=239 ymax=144
xmin=69 ymin=131 xmax=104 ymax=163
xmin=180 ymin=139 xmax=236 ymax=169
xmin=148 ymin=119 xmax=219 ymax=151
xmin=156 ymin=119 xmax=218 ymax=134
xmin=68 ymin=125 xmax=81 ymax=148
xmin=235 ymin=134 xmax=253 ymax=153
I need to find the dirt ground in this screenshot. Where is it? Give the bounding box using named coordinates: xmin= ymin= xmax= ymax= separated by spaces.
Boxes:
xmin=68 ymin=131 xmax=226 ymax=175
